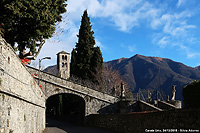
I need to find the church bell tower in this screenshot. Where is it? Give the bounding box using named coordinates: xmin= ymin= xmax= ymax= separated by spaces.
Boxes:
xmin=57 ymin=51 xmax=70 ymax=79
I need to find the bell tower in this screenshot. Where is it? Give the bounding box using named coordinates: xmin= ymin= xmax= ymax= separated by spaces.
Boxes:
xmin=57 ymin=51 xmax=70 ymax=79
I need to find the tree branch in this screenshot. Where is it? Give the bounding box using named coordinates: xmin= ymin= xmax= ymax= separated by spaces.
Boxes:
xmin=33 ymin=39 xmax=45 ymax=59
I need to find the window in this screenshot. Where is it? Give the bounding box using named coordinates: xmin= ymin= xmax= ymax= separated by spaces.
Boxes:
xmin=65 ymin=63 xmax=68 ymax=69
xmin=62 ymin=55 xmax=64 ymax=60
xmin=8 ymin=57 xmax=10 ymax=64
xmin=62 ymin=63 xmax=64 ymax=67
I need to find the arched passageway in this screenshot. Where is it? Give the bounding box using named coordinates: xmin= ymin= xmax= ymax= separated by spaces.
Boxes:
xmin=46 ymin=93 xmax=85 ymax=125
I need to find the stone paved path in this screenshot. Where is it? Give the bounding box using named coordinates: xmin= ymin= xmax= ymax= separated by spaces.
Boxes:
xmin=44 ymin=118 xmax=117 ymax=133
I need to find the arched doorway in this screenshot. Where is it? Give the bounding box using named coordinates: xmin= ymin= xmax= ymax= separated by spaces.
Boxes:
xmin=46 ymin=93 xmax=85 ymax=125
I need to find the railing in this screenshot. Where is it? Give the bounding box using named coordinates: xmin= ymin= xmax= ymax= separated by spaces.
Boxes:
xmin=133 ymin=88 xmax=167 ymax=102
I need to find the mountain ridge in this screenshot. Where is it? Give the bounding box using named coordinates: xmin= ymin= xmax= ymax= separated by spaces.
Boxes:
xmin=104 ymin=54 xmax=200 ymax=101
xmin=44 ymin=54 xmax=200 ymax=101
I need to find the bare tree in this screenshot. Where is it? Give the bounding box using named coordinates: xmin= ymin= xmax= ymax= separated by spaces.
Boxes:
xmin=102 ymin=66 xmax=130 ymax=97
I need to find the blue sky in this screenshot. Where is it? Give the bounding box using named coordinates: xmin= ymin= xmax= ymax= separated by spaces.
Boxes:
xmin=32 ymin=0 xmax=200 ymax=68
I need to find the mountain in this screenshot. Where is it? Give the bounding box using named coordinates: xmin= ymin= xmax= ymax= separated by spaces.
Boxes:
xmin=44 ymin=54 xmax=200 ymax=101
xmin=44 ymin=65 xmax=57 ymax=76
xmin=104 ymin=54 xmax=200 ymax=101
xmin=195 ymin=65 xmax=200 ymax=71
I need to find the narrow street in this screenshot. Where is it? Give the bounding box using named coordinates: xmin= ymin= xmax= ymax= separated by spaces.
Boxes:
xmin=44 ymin=118 xmax=117 ymax=133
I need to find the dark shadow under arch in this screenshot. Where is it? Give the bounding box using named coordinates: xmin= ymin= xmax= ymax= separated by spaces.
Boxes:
xmin=46 ymin=93 xmax=85 ymax=125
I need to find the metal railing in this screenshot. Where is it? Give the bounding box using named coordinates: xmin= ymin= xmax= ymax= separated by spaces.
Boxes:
xmin=133 ymin=88 xmax=167 ymax=102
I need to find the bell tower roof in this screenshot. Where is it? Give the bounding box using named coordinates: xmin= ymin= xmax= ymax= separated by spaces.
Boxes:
xmin=57 ymin=51 xmax=70 ymax=55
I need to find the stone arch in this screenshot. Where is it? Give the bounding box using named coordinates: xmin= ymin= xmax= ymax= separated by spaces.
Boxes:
xmin=45 ymin=87 xmax=87 ymax=101
xmin=46 ymin=93 xmax=86 ymax=124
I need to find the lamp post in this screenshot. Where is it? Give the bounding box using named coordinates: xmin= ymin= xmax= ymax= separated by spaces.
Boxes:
xmin=38 ymin=57 xmax=51 ymax=85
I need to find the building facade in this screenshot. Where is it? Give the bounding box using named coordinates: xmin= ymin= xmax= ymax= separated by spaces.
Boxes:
xmin=57 ymin=51 xmax=70 ymax=79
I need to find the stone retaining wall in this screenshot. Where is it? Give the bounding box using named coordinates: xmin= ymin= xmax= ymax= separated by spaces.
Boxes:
xmin=158 ymin=101 xmax=176 ymax=110
xmin=0 ymin=36 xmax=45 ymax=133
xmin=87 ymin=108 xmax=200 ymax=133
xmin=138 ymin=100 xmax=162 ymax=111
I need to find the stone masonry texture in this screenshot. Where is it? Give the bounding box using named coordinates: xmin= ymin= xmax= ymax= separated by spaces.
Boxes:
xmin=27 ymin=66 xmax=118 ymax=115
xmin=0 ymin=34 xmax=118 ymax=132
xmin=0 ymin=36 xmax=45 ymax=133
xmin=87 ymin=108 xmax=200 ymax=133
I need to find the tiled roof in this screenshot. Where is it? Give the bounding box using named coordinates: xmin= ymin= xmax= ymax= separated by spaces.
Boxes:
xmin=57 ymin=51 xmax=70 ymax=55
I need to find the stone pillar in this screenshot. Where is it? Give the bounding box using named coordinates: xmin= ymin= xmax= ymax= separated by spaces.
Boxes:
xmin=171 ymin=85 xmax=176 ymax=101
xmin=120 ymin=82 xmax=125 ymax=100
xmin=147 ymin=90 xmax=152 ymax=102
xmin=169 ymin=85 xmax=182 ymax=109
xmin=167 ymin=95 xmax=170 ymax=102
xmin=169 ymin=100 xmax=182 ymax=109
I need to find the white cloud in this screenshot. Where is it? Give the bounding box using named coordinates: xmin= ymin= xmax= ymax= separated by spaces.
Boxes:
xmin=33 ymin=15 xmax=79 ymax=67
xmin=111 ymin=13 xmax=139 ymax=32
xmin=128 ymin=45 xmax=136 ymax=52
xmin=171 ymin=24 xmax=196 ymax=37
xmin=120 ymin=43 xmax=136 ymax=52
xmin=67 ymin=0 xmax=194 ymax=35
xmin=151 ymin=9 xmax=197 ymax=56
xmin=66 ymin=0 xmax=162 ymax=32
xmin=67 ymin=0 xmax=88 ymax=21
xmin=95 ymin=39 xmax=106 ymax=49
xmin=186 ymin=51 xmax=200 ymax=59
xmin=187 ymin=37 xmax=200 ymax=44
xmin=66 ymin=0 xmax=196 ymax=39
xmin=67 ymin=0 xmax=198 ymax=55
xmin=154 ymin=11 xmax=195 ymax=37
xmin=158 ymin=36 xmax=169 ymax=48
xmin=187 ymin=53 xmax=198 ymax=58
xmin=177 ymin=0 xmax=186 ymax=7
xmin=34 ymin=0 xmax=199 ymax=67
xmin=173 ymin=43 xmax=200 ymax=59
xmin=151 ymin=19 xmax=162 ymax=29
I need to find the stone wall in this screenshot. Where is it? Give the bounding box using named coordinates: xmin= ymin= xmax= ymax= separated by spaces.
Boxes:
xmin=27 ymin=66 xmax=118 ymax=115
xmin=158 ymin=101 xmax=176 ymax=110
xmin=28 ymin=67 xmax=118 ymax=116
xmin=0 ymin=36 xmax=46 ymax=133
xmin=27 ymin=66 xmax=117 ymax=103
xmin=87 ymin=108 xmax=200 ymax=133
xmin=169 ymin=100 xmax=182 ymax=109
xmin=138 ymin=100 xmax=162 ymax=111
